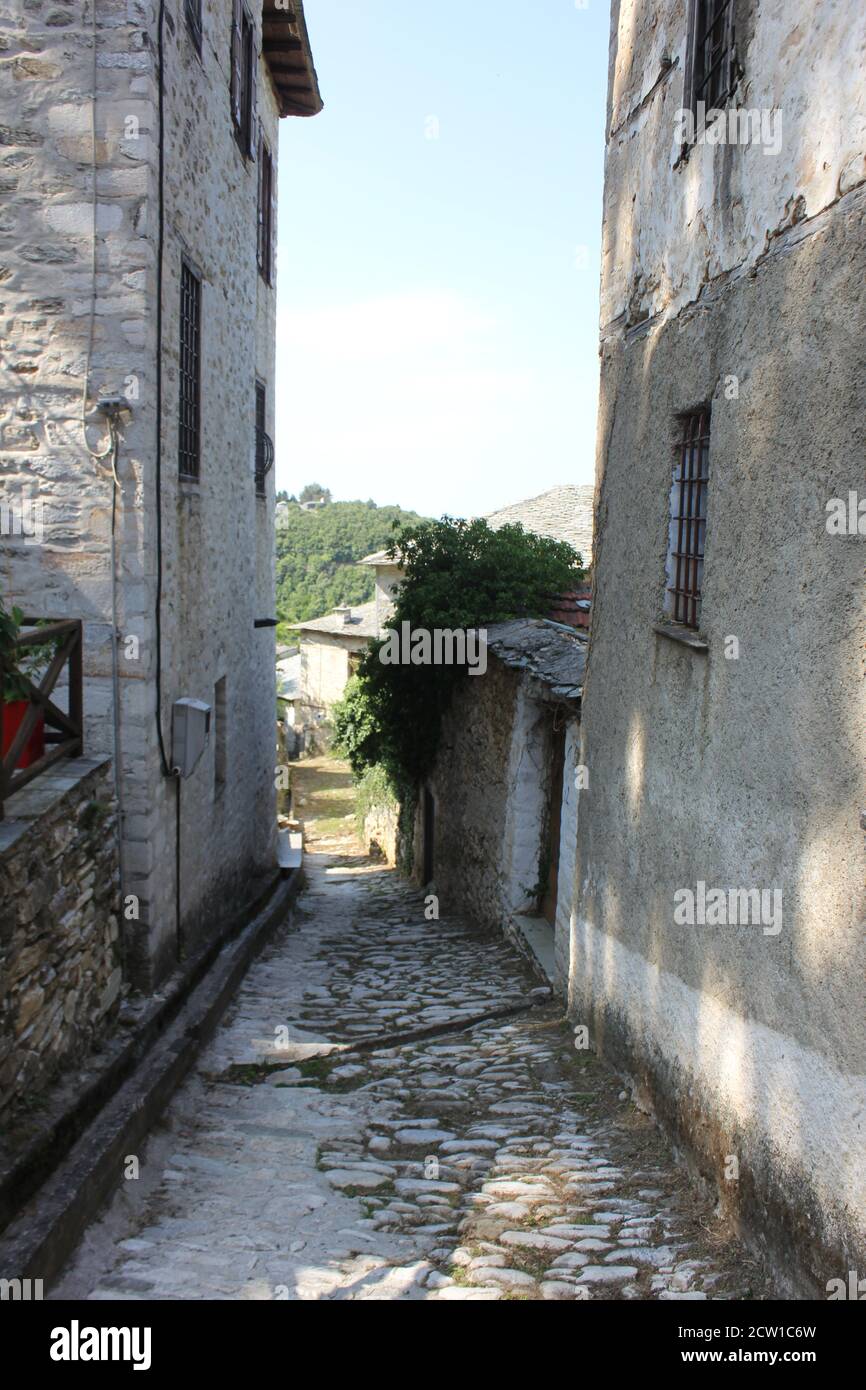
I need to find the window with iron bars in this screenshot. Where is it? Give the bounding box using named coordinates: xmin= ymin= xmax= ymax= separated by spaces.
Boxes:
xmin=230 ymin=0 xmax=257 ymax=161
xmin=179 ymin=262 xmax=202 ymax=480
xmin=184 ymin=0 xmax=202 ymax=54
xmin=666 ymin=409 xmax=710 ymax=630
xmin=257 ymin=133 xmax=275 ymax=284
xmin=687 ymin=0 xmax=737 ymax=120
xmin=255 ymin=381 xmax=274 ymax=497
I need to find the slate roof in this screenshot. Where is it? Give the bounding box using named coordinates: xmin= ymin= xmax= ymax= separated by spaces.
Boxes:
xmin=484 ymin=618 xmax=587 ymax=702
xmin=484 ymin=484 xmax=594 ymax=566
xmin=292 ymin=601 xmax=378 ymax=638
xmin=276 ymin=652 xmax=302 ymax=700
xmin=359 ymin=549 xmax=401 ymax=567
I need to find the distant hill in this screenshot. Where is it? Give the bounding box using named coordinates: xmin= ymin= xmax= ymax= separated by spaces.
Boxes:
xmin=275 ymin=495 xmax=426 ymax=636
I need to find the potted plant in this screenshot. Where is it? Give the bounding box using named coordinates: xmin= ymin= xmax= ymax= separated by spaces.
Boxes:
xmin=0 ymin=601 xmax=46 ymax=770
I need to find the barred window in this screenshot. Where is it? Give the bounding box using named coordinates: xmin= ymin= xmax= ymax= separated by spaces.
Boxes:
xmin=179 ymin=262 xmax=202 ymax=480
xmin=230 ymin=0 xmax=257 ymax=160
xmin=666 ymin=409 xmax=710 ymax=630
xmin=257 ymin=134 xmax=275 ymax=284
xmin=688 ymin=0 xmax=737 ymax=116
xmin=184 ymin=0 xmax=202 ymax=54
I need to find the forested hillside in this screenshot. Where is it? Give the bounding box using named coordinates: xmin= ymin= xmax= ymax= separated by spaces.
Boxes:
xmin=275 ymin=494 xmax=426 ymax=635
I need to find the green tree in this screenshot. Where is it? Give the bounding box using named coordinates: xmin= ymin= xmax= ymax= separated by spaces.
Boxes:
xmin=333 ymin=516 xmax=584 ymax=788
xmin=275 ymin=497 xmax=426 ymax=637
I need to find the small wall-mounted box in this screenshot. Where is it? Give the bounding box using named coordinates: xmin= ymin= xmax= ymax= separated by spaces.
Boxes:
xmin=171 ymin=697 xmax=211 ymax=779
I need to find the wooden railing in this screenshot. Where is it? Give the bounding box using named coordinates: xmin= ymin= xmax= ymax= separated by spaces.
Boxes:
xmin=0 ymin=618 xmax=83 ymax=819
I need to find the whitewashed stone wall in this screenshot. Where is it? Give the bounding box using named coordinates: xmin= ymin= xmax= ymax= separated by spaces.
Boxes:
xmin=601 ymin=0 xmax=866 ymax=335
xmin=1 ymin=1 xmax=284 ymax=988
xmin=422 ymin=659 xmax=578 ymax=955
xmin=571 ymin=0 xmax=866 ymax=1287
xmin=553 ymin=720 xmax=580 ymax=993
xmin=299 ymin=632 xmax=365 ymax=711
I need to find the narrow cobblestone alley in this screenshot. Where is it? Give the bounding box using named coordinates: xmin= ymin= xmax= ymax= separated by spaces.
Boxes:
xmin=52 ymin=764 xmax=771 ymax=1302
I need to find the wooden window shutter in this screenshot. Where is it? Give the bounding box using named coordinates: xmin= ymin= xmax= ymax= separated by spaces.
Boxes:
xmin=268 ymin=148 xmax=277 ymax=282
xmin=247 ymin=31 xmax=258 ymax=160
xmin=230 ymin=0 xmax=242 ymax=130
xmin=256 ymin=125 xmax=265 ymax=273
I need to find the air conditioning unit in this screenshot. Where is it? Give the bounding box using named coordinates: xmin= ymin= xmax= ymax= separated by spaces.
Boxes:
xmin=171 ymin=697 xmax=211 ymax=779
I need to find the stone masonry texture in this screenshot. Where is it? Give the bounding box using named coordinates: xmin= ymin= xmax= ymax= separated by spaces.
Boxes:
xmin=0 ymin=0 xmax=283 ymax=991
xmin=0 ymin=759 xmax=121 ymax=1113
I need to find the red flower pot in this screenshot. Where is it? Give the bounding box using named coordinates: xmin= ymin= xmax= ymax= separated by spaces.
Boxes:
xmin=1 ymin=700 xmax=45 ymax=769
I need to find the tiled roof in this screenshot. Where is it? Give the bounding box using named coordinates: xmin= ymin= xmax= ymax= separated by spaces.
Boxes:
xmin=485 ymin=484 xmax=594 ymax=566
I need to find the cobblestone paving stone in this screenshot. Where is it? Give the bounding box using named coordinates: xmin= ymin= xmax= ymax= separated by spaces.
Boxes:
xmin=54 ymin=852 xmax=770 ymax=1302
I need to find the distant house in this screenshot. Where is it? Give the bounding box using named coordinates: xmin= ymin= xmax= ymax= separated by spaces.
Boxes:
xmin=292 ymin=601 xmax=378 ymax=721
xmin=275 ymin=649 xmax=301 ymax=726
xmin=358 ymin=549 xmax=403 ymax=632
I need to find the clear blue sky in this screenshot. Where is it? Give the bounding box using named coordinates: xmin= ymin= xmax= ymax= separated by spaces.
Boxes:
xmin=274 ymin=0 xmax=611 ymax=518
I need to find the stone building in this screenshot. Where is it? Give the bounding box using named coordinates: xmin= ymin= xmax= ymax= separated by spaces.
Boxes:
xmin=0 ymin=1 xmax=322 ymax=989
xmin=358 ymin=547 xmax=403 ymax=634
xmin=415 ymin=620 xmax=587 ymax=984
xmin=292 ymin=602 xmax=378 ymax=724
xmin=567 ymin=0 xmax=866 ymax=1288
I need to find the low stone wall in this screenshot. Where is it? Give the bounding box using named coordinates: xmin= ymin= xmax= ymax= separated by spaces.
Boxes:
xmin=363 ymin=801 xmax=399 ymax=865
xmin=0 ymin=759 xmax=121 ymax=1114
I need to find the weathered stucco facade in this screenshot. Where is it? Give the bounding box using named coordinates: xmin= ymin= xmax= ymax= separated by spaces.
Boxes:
xmin=295 ymin=602 xmax=377 ymax=720
xmin=0 ymin=2 xmax=321 ymax=987
xmin=569 ymin=0 xmax=866 ymax=1289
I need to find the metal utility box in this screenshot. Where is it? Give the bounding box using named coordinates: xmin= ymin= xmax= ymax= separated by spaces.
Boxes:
xmin=171 ymin=697 xmax=211 ymax=779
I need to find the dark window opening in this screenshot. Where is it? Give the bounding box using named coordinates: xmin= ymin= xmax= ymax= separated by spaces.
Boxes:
xmin=257 ymin=134 xmax=275 ymax=284
xmin=689 ymin=0 xmax=737 ymax=118
xmin=179 ymin=262 xmax=202 ymax=480
xmin=184 ymin=0 xmax=202 ymax=54
xmin=214 ymin=676 xmax=227 ymax=794
xmin=667 ymin=409 xmax=710 ymax=630
xmin=230 ymin=0 xmax=257 ymax=160
xmin=254 ymin=380 xmax=273 ymax=497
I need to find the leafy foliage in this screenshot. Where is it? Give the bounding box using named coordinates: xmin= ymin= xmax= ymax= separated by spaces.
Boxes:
xmin=275 ymin=495 xmax=426 ymax=637
xmin=332 ymin=516 xmax=585 ymax=788
xmin=0 ymin=601 xmax=56 ymax=702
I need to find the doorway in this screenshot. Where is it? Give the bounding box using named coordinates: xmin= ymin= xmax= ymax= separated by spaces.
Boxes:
xmin=540 ymin=721 xmax=566 ymax=925
xmin=422 ymin=785 xmax=435 ymax=884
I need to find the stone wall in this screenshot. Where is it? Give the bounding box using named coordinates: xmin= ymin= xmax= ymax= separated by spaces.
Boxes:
xmin=423 ymin=660 xmax=518 ymax=928
xmin=299 ymin=633 xmax=361 ymax=711
xmin=421 ymin=659 xmax=578 ymax=944
xmin=571 ymin=0 xmax=866 ymax=1288
xmin=0 ymin=759 xmax=121 ymax=1114
xmin=363 ymin=800 xmax=399 ymax=866
xmin=601 ymin=0 xmax=866 ymax=333
xmin=0 ymin=1 xmax=286 ymax=988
